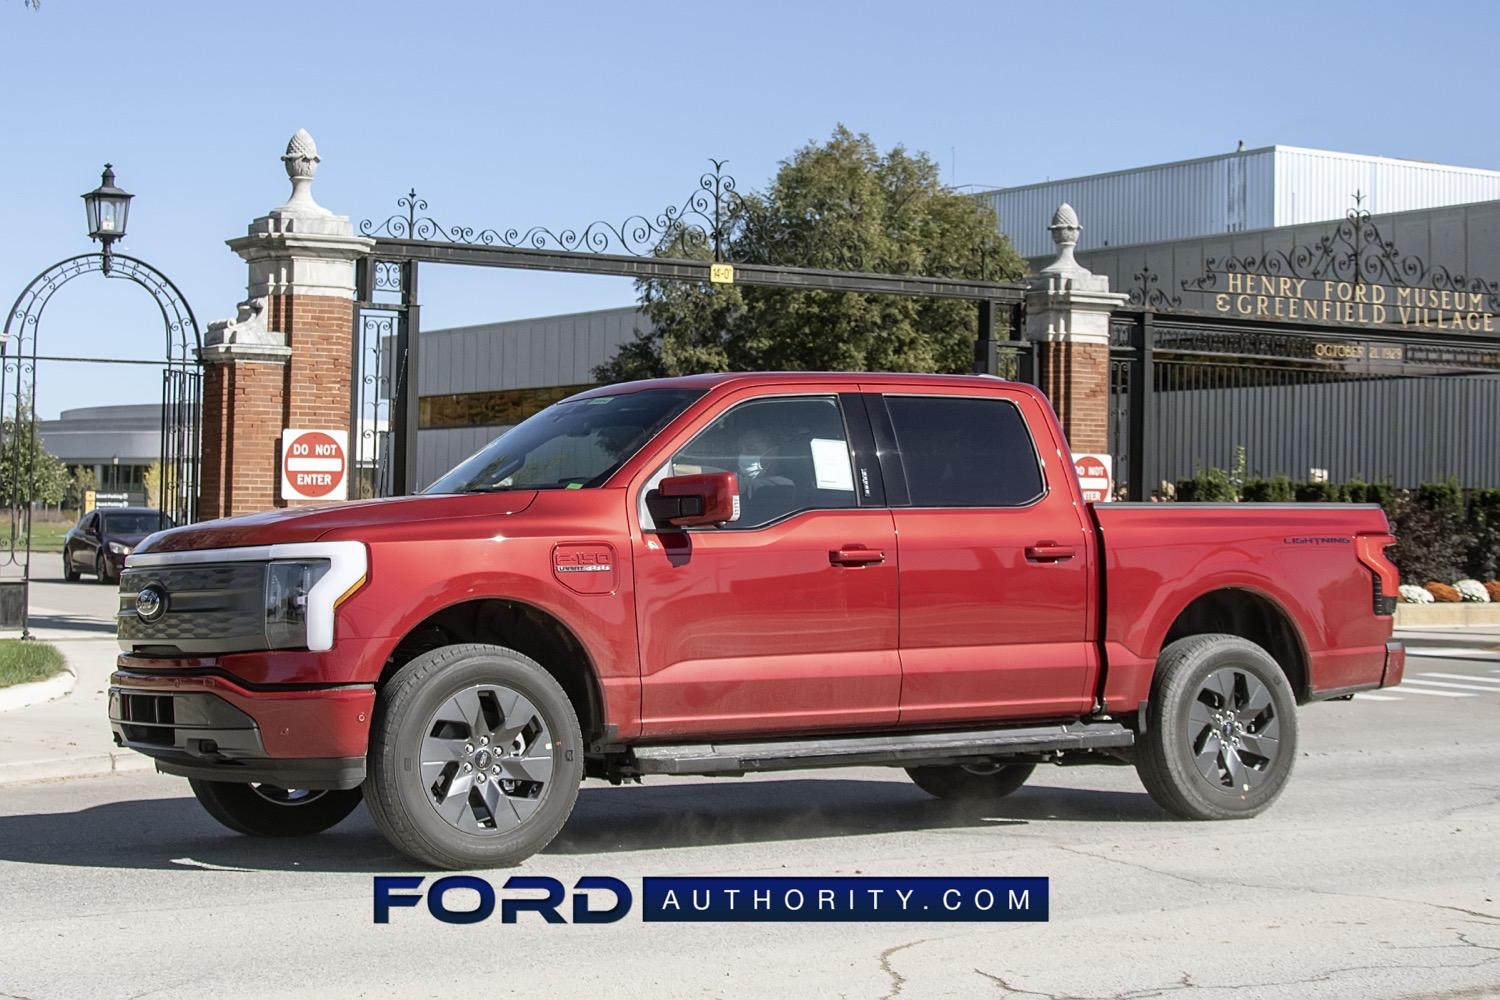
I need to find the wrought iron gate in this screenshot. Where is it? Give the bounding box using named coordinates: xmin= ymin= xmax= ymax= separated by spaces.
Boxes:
xmin=350 ymin=163 xmax=1029 ymax=497
xmin=1108 ymin=308 xmax=1500 ymax=499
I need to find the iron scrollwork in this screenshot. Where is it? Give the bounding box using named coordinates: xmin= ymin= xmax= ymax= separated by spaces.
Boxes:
xmin=358 ymin=160 xmax=747 ymax=262
xmin=1182 ymin=202 xmax=1500 ymax=314
xmin=1127 ymin=261 xmax=1182 ymax=310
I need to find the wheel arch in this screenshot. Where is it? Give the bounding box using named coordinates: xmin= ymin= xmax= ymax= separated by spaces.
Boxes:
xmin=1160 ymin=587 xmax=1311 ymax=702
xmin=379 ymin=597 xmax=607 ymax=745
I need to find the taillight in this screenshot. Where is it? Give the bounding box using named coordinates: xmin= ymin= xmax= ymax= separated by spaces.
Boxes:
xmin=1356 ymin=532 xmax=1399 ymax=615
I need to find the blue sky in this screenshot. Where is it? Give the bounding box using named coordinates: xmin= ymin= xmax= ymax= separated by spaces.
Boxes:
xmin=3 ymin=0 xmax=1498 ymax=417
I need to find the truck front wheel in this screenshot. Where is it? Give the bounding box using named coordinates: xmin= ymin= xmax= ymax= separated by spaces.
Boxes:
xmin=905 ymin=762 xmax=1035 ymax=802
xmin=363 ymin=643 xmax=583 ymax=870
xmin=189 ymin=780 xmax=363 ymax=837
xmin=1135 ymin=633 xmax=1298 ymax=820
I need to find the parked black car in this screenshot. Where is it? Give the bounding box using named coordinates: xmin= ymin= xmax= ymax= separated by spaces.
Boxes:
xmin=62 ymin=507 xmax=174 ymax=584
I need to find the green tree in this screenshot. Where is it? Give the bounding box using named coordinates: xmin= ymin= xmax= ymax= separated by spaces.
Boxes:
xmin=0 ymin=404 xmax=67 ymax=508
xmin=597 ymin=126 xmax=1025 ymax=382
xmin=63 ymin=465 xmax=97 ymax=511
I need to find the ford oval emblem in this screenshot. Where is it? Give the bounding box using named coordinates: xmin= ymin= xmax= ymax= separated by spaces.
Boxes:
xmin=136 ymin=586 xmax=167 ymax=623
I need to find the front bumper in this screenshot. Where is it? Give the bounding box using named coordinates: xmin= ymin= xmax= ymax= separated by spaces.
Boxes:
xmin=109 ymin=669 xmax=375 ymax=790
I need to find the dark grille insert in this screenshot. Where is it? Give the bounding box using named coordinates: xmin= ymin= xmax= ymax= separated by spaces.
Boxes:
xmin=118 ymin=693 xmax=176 ymax=747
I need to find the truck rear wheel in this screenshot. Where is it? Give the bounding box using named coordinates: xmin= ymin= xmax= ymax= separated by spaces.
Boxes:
xmin=363 ymin=643 xmax=583 ymax=870
xmin=905 ymin=762 xmax=1035 ymax=802
xmin=189 ymin=780 xmax=363 ymax=837
xmin=1135 ymin=633 xmax=1297 ymax=820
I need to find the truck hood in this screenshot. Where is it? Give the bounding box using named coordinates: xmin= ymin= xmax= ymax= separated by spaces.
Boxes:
xmin=135 ymin=492 xmax=539 ymax=553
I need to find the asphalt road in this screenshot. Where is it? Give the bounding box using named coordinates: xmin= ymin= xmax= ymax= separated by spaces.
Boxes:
xmin=1 ymin=620 xmax=1498 ymax=999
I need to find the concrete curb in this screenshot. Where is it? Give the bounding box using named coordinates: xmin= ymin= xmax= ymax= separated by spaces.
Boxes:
xmin=0 ymin=667 xmax=76 ymax=713
xmin=1396 ymin=603 xmax=1500 ymax=627
xmin=0 ymin=750 xmax=153 ymax=787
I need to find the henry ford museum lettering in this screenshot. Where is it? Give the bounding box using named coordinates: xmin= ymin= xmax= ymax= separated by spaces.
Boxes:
xmin=1213 ymin=273 xmax=1497 ymax=333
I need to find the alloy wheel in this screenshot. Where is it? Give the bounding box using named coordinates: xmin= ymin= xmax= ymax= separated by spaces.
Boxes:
xmin=420 ymin=683 xmax=554 ymax=835
xmin=1187 ymin=666 xmax=1281 ymax=792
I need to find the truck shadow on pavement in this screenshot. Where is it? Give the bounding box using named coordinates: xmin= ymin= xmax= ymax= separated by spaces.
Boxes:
xmin=0 ymin=777 xmax=1167 ymax=874
xmin=25 ymin=612 xmax=120 ymax=634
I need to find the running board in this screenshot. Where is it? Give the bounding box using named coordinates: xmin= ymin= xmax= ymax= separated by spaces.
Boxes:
xmin=629 ymin=721 xmax=1134 ymax=776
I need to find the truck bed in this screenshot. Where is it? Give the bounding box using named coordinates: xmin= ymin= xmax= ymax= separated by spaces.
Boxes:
xmin=1090 ymin=502 xmax=1395 ymax=713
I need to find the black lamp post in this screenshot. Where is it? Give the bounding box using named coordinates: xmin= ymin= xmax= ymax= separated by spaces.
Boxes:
xmin=82 ymin=163 xmax=133 ymax=274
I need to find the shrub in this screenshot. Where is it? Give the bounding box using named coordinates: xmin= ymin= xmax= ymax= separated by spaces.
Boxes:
xmin=1486 ymin=581 xmax=1500 ymax=603
xmin=1242 ymin=476 xmax=1295 ymax=502
xmin=1294 ymin=480 xmax=1340 ymax=502
xmin=1390 ymin=481 xmax=1470 ymax=585
xmin=1175 ymin=467 xmax=1237 ymax=503
xmin=1454 ymin=579 xmax=1491 ymax=603
xmin=1467 ymin=489 xmax=1500 ymax=581
xmin=1425 ymin=582 xmax=1462 ymax=603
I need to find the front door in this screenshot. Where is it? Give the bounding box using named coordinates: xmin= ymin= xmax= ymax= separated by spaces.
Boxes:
xmin=874 ymin=389 xmax=1096 ymax=725
xmin=631 ymin=391 xmax=900 ymax=738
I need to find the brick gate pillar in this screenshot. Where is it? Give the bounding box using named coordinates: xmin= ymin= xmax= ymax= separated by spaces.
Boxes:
xmin=1022 ymin=204 xmax=1127 ymax=454
xmin=198 ymin=130 xmax=373 ymax=519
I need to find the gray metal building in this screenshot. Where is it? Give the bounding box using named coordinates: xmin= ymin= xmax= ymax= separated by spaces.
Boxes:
xmin=979 ymin=145 xmax=1500 ymax=258
xmin=37 ymin=403 xmax=161 ymax=501
xmin=415 ymin=306 xmax=650 ymax=487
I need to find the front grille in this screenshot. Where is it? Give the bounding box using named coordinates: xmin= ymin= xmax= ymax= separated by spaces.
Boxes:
xmin=117 ymin=562 xmax=268 ymax=654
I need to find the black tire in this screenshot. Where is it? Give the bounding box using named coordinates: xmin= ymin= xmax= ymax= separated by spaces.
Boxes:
xmin=1135 ymin=633 xmax=1298 ymax=821
xmin=363 ymin=643 xmax=583 ymax=870
xmin=95 ymin=552 xmax=113 ymax=585
xmin=906 ymin=762 xmax=1036 ymax=802
xmin=189 ymin=780 xmax=363 ymax=837
xmin=63 ymin=549 xmax=79 ymax=582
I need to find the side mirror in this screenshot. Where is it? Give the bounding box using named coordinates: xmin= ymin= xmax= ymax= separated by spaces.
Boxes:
xmin=646 ymin=472 xmax=740 ymax=529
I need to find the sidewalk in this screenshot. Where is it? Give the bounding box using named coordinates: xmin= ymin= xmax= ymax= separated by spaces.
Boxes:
xmin=0 ymin=629 xmax=151 ymax=786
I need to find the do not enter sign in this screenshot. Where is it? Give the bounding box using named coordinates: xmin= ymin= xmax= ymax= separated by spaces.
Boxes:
xmin=281 ymin=429 xmax=348 ymax=501
xmin=1072 ymin=453 xmax=1113 ymax=504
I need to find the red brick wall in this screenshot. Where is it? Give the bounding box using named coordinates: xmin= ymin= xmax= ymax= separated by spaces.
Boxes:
xmin=197 ymin=292 xmax=353 ymax=519
xmin=1037 ymin=340 xmax=1109 ymax=454
xmin=278 ymin=294 xmax=353 ymax=431
xmin=199 ymin=358 xmax=287 ymax=518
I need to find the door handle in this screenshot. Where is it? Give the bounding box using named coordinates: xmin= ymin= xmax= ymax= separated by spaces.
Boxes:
xmin=1025 ymin=543 xmax=1076 ymax=562
xmin=830 ymin=546 xmax=885 ymax=566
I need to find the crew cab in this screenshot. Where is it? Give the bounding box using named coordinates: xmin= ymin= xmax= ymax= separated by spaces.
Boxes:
xmin=109 ymin=373 xmax=1405 ymax=868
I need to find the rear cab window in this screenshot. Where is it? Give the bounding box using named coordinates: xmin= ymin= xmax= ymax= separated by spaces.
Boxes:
xmin=880 ymin=394 xmax=1045 ymax=507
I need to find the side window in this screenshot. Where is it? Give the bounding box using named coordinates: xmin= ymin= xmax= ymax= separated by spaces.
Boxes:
xmin=81 ymin=513 xmax=97 ymax=532
xmin=667 ymin=395 xmax=858 ymax=529
xmin=884 ymin=395 xmax=1045 ymax=507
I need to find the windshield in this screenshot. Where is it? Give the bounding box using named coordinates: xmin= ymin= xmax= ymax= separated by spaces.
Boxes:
xmin=425 ymin=388 xmax=704 ymax=494
xmin=104 ymin=512 xmax=173 ymax=535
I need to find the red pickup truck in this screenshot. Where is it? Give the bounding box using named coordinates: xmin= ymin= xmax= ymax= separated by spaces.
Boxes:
xmin=109 ymin=372 xmax=1405 ymax=868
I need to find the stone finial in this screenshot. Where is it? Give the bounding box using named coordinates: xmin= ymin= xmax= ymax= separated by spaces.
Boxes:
xmin=1046 ymin=202 xmax=1081 ymax=266
xmin=273 ymin=128 xmax=331 ymax=217
xmin=1039 ymin=202 xmax=1093 ymax=278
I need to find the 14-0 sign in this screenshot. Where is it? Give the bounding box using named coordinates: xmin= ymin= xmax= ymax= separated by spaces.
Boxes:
xmin=282 ymin=429 xmax=348 ymax=501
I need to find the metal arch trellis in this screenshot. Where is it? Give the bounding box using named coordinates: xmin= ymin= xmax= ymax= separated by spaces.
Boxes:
xmin=1 ymin=252 xmax=203 ymax=637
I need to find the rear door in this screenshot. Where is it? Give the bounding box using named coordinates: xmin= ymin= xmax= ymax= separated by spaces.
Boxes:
xmin=872 ymin=388 xmax=1096 ymax=724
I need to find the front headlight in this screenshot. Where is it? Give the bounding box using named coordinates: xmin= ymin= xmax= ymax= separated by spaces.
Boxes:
xmin=265 ymin=559 xmax=332 ymax=649
xmin=108 ymin=541 xmax=132 ymax=555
